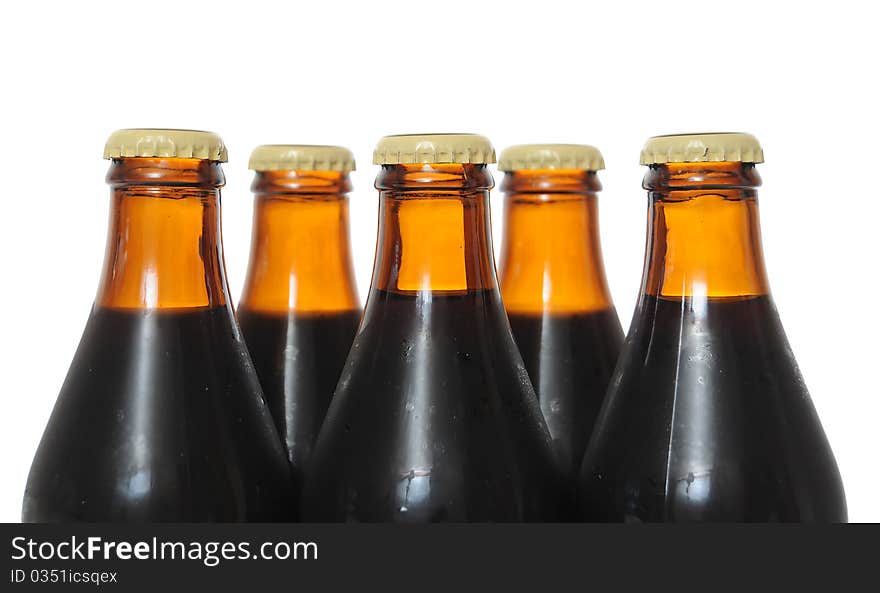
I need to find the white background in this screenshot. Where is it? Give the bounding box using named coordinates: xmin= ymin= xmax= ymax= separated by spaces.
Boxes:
xmin=0 ymin=0 xmax=877 ymax=522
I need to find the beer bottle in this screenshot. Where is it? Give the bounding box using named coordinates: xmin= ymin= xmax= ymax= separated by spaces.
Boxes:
xmin=237 ymin=145 xmax=361 ymax=505
xmin=579 ymin=133 xmax=847 ymax=522
xmin=301 ymin=134 xmax=560 ymax=522
xmin=23 ymin=129 xmax=294 ymax=522
xmin=497 ymin=144 xmax=623 ymax=516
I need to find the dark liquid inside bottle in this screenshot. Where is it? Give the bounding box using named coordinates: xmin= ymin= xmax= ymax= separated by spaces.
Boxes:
xmin=302 ymin=289 xmax=558 ymax=522
xmin=237 ymin=310 xmax=360 ymax=489
xmin=508 ymin=308 xmax=622 ymax=515
xmin=23 ymin=306 xmax=294 ymax=522
xmin=580 ymin=295 xmax=847 ymax=522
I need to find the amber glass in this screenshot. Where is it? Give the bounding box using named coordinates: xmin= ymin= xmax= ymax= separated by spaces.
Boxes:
xmin=301 ymin=163 xmax=561 ymax=522
xmin=237 ymin=170 xmax=360 ymax=510
xmin=579 ymin=162 xmax=846 ymax=522
xmin=498 ymin=170 xmax=623 ymax=517
xmin=23 ymin=158 xmax=293 ymax=522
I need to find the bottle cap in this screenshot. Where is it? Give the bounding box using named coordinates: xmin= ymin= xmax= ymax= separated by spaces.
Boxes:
xmin=373 ymin=133 xmax=495 ymax=165
xmin=103 ymin=129 xmax=228 ymax=162
xmin=498 ymin=144 xmax=605 ymax=172
xmin=640 ymin=133 xmax=764 ymax=165
xmin=249 ymin=145 xmax=356 ymax=172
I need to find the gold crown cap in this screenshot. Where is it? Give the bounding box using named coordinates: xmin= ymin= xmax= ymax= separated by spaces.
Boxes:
xmin=640 ymin=132 xmax=764 ymax=165
xmin=498 ymin=144 xmax=605 ymax=171
xmin=373 ymin=133 xmax=496 ymax=165
xmin=103 ymin=129 xmax=227 ymax=162
xmin=249 ymin=145 xmax=355 ymax=172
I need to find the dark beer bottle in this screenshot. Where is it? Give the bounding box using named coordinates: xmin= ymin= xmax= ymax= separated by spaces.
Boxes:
xmin=301 ymin=134 xmax=560 ymax=522
xmin=23 ymin=129 xmax=294 ymax=522
xmin=237 ymin=145 xmax=361 ymax=506
xmin=497 ymin=144 xmax=623 ymax=517
xmin=579 ymin=133 xmax=847 ymax=522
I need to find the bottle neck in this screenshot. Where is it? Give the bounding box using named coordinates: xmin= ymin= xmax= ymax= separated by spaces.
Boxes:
xmin=372 ymin=164 xmax=497 ymax=294
xmin=97 ymin=158 xmax=229 ymax=310
xmin=239 ymin=170 xmax=359 ymax=314
xmin=498 ymin=170 xmax=613 ymax=314
xmin=641 ymin=162 xmax=770 ymax=299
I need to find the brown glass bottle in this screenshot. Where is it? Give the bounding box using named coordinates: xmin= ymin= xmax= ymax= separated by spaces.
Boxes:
xmin=497 ymin=145 xmax=623 ymax=518
xmin=301 ymin=134 xmax=560 ymax=522
xmin=579 ymin=133 xmax=846 ymax=522
xmin=237 ymin=146 xmax=361 ymax=508
xmin=23 ymin=130 xmax=294 ymax=522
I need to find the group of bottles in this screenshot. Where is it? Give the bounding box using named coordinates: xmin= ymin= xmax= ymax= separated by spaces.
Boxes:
xmin=22 ymin=130 xmax=846 ymax=523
